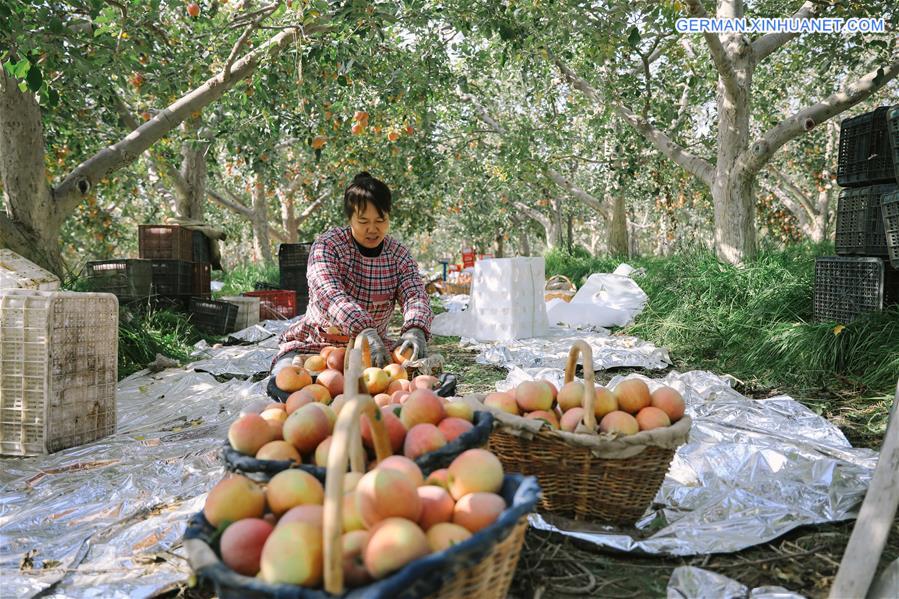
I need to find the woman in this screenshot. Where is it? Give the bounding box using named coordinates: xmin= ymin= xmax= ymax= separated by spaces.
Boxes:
xmin=272 ymin=172 xmax=432 ymax=374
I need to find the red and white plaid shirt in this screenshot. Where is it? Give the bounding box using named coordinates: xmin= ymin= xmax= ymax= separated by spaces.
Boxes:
xmin=276 ymin=227 xmax=433 ymax=362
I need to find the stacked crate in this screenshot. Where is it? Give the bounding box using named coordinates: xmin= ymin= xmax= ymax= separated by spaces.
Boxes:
xmin=278 ymin=242 xmax=312 ymax=315
xmin=815 ymin=105 xmax=898 ymax=322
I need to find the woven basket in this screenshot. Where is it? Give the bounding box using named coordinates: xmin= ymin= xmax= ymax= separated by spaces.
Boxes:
xmin=486 ymin=340 xmax=688 ymax=525
xmin=185 ymin=347 xmax=538 ymax=598
xmin=544 ymin=274 xmax=576 ymax=302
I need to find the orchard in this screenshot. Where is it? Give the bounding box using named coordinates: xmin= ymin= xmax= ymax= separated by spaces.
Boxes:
xmin=1 ymin=1 xmax=898 ymax=598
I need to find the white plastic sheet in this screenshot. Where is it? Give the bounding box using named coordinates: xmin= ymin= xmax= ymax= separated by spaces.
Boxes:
xmin=546 ymin=270 xmax=648 ymax=328
xmin=667 ymin=566 xmax=805 ymax=599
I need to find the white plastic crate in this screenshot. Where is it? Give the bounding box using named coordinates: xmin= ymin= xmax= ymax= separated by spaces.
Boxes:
xmin=220 ymin=295 xmax=260 ymax=331
xmin=0 ymin=249 xmax=60 ymax=291
xmin=0 ymin=289 xmax=118 ymax=455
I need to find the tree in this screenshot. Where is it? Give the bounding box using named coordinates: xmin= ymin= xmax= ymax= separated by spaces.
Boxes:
xmin=547 ymin=0 xmax=898 ymax=263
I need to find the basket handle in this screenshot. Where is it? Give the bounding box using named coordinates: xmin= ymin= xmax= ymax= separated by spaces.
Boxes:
xmin=323 ymin=347 xmax=392 ymax=594
xmin=546 ymin=274 xmax=575 ymax=291
xmin=343 ymin=335 xmax=372 ymax=371
xmin=564 ymin=340 xmax=597 ymax=431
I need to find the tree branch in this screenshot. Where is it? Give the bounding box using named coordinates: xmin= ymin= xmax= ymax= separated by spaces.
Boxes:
xmin=751 ymin=1 xmax=819 ymax=64
xmin=513 ymin=201 xmax=552 ymax=230
xmin=224 ymin=4 xmax=278 ymax=81
xmin=766 ymin=167 xmax=816 ymax=221
xmin=298 ymin=190 xmax=328 ymax=220
xmin=208 ymin=188 xmax=253 ymax=218
xmin=53 ymin=23 xmax=328 ymax=212
xmin=111 ymin=93 xmax=191 ymax=198
xmin=739 ymin=57 xmax=899 ymax=176
xmin=553 ymin=54 xmax=715 ymax=186
xmin=684 ymin=0 xmax=741 ymax=99
xmin=543 ymin=168 xmax=609 ymax=220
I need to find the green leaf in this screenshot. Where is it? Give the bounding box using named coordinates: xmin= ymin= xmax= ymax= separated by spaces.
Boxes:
xmin=12 ymin=58 xmax=30 ymax=79
xmin=25 ymin=64 xmax=43 ymax=92
xmin=47 ymin=87 xmax=59 ymax=107
xmin=627 ymin=27 xmax=641 ymax=48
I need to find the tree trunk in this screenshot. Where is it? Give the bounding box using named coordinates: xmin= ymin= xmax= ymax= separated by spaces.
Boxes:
xmin=712 ymin=46 xmax=756 ymax=263
xmin=608 ymin=191 xmax=628 ymax=256
xmin=0 ymin=69 xmax=66 ymax=275
xmin=550 ymin=199 xmax=564 ymax=248
xmin=177 ymin=116 xmax=209 ymax=220
xmin=495 ymin=233 xmax=504 ymax=258
xmin=252 ymin=175 xmax=272 ymax=263
xmin=280 ymin=189 xmax=298 ymax=242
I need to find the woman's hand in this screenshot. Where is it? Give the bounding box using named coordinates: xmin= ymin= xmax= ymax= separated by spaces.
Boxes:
xmin=397 ymin=327 xmax=428 ymax=361
xmin=358 ymin=328 xmax=392 ymax=367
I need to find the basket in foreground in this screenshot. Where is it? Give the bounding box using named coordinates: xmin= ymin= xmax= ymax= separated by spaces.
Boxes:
xmin=185 ymin=347 xmax=539 ymax=599
xmin=483 ymin=340 xmax=690 ymax=525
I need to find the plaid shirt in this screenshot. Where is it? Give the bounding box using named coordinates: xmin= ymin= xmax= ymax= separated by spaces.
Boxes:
xmin=276 ymin=227 xmax=433 ymax=362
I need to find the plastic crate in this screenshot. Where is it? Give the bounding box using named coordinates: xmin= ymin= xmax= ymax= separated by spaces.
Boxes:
xmin=241 ymin=290 xmax=297 ymax=320
xmin=834 ymin=184 xmax=895 ymax=256
xmin=837 ymin=106 xmax=896 ymax=187
xmin=85 ymin=259 xmax=153 ymax=299
xmin=814 ymin=256 xmax=899 ymax=323
xmin=150 ymin=260 xmax=193 ymax=296
xmin=192 ymin=262 xmax=211 ymax=297
xmin=279 ymin=267 xmax=309 ymax=295
xmin=277 ymin=242 xmax=313 ymax=269
xmin=296 ymin=293 xmax=309 ymax=315
xmin=888 ymin=105 xmax=899 ymax=183
xmin=139 ymin=224 xmax=194 ymax=261
xmin=0 ymin=249 xmax=60 ymax=291
xmin=189 ymin=298 xmax=238 ymax=335
xmin=219 ymin=296 xmax=260 ymax=331
xmin=0 ymin=290 xmax=118 ymax=456
xmin=192 ymin=230 xmax=211 ymax=264
xmin=882 ymin=190 xmax=899 ymax=269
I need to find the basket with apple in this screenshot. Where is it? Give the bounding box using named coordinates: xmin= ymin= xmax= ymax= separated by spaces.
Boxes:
xmin=225 ymin=336 xmax=490 ymax=478
xmin=476 ymin=340 xmax=691 ymax=525
xmin=185 ymin=348 xmax=539 ymax=598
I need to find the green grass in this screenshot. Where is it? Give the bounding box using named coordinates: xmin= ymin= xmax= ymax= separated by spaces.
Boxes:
xmin=215 ymin=262 xmax=280 ymax=296
xmin=545 ymin=244 xmax=899 ymax=446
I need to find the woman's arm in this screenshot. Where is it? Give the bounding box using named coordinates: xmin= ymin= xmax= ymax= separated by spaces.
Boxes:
xmin=307 ymin=237 xmax=375 ymax=337
xmin=394 ymin=247 xmax=433 ymax=336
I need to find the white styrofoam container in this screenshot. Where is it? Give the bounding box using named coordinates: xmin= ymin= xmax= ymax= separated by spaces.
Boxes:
xmin=220 ymin=295 xmax=261 ymax=332
xmin=0 ymin=289 xmax=118 ymax=455
xmin=464 ymin=257 xmax=550 ymax=341
xmin=0 ymin=249 xmax=61 ymax=291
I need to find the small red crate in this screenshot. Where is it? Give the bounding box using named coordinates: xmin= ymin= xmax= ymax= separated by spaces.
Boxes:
xmin=461 ymin=248 xmax=476 ymax=269
xmin=241 ymin=290 xmax=297 ymax=320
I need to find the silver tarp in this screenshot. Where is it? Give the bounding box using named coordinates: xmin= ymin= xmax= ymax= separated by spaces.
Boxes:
xmin=666 ymin=566 xmax=806 ymax=598
xmin=511 ymin=369 xmax=877 ymax=555
xmin=0 ymin=322 xmax=877 ymax=597
xmin=465 ymin=325 xmax=671 ymax=372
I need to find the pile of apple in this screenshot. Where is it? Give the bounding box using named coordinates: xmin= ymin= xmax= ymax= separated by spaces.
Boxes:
xmin=202 ymin=449 xmax=508 ymax=587
xmin=231 ymin=348 xmax=476 ymax=465
xmin=484 ymin=377 xmax=685 ymax=435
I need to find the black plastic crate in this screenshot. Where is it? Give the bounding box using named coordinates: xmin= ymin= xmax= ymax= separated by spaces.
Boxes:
xmin=189 ymin=298 xmax=238 ymax=335
xmin=814 ymin=256 xmax=899 ymax=323
xmin=837 ymin=106 xmax=897 ymax=187
xmin=834 ymin=184 xmax=895 ymax=256
xmin=280 ymin=267 xmax=309 ymax=295
xmin=84 ymin=259 xmax=153 ymax=299
xmin=192 ymin=231 xmax=211 ymax=264
xmin=192 ymin=262 xmax=211 ymax=297
xmin=151 ymin=260 xmax=193 ymax=296
xmin=888 ymin=105 xmax=899 ymax=184
xmin=882 ymin=190 xmax=899 ymax=269
xmin=296 ymin=293 xmax=309 ymax=315
xmin=278 ymin=242 xmax=313 ymax=269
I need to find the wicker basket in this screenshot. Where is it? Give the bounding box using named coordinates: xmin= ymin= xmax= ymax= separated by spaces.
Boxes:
xmin=184 ymin=348 xmax=538 ymax=598
xmin=0 ymin=290 xmax=118 ymax=455
xmin=485 ymin=340 xmax=690 ymax=525
xmin=544 ymin=274 xmax=576 ymax=302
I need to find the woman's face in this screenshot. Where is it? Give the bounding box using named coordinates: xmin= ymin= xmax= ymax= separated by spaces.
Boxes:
xmin=349 ymin=201 xmax=389 ymax=248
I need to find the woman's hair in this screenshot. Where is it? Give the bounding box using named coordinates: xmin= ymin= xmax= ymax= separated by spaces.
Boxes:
xmin=343 ymin=171 xmax=391 ymax=219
